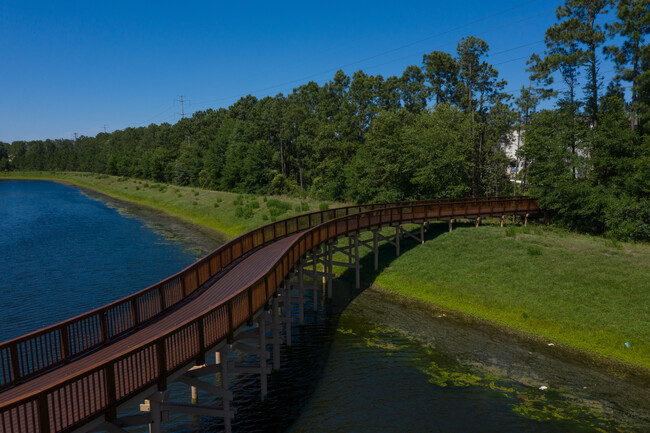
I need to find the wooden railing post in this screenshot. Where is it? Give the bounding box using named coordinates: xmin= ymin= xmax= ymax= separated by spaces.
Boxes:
xmin=105 ymin=361 xmax=117 ymax=420
xmin=196 ymin=319 xmax=205 ymax=365
xmin=131 ymin=298 xmax=140 ymax=328
xmin=38 ymin=392 xmax=51 ymax=433
xmin=10 ymin=344 xmax=20 ymax=383
xmin=227 ymin=301 xmax=235 ymax=344
xmin=60 ymin=325 xmax=69 ymax=361
xmin=156 ymin=339 xmax=167 ymax=391
xmin=100 ymin=311 xmax=108 ymax=343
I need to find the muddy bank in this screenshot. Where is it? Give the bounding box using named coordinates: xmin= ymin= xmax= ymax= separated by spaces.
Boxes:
xmin=346 ymin=286 xmax=650 ymax=430
xmin=64 ymin=180 xmax=227 ymax=256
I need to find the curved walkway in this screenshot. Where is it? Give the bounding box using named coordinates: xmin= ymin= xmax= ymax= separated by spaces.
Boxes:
xmin=0 ymin=196 xmax=540 ymax=433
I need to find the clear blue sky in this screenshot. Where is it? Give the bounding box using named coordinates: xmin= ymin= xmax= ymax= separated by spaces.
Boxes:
xmin=0 ymin=0 xmax=618 ymax=143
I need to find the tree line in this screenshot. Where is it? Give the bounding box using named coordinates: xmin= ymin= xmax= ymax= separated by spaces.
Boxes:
xmin=1 ymin=0 xmax=648 ymax=241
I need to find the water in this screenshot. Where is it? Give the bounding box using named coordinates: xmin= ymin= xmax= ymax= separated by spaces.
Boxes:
xmin=0 ymin=180 xmax=199 ymax=340
xmin=0 ymin=180 xmax=645 ymax=432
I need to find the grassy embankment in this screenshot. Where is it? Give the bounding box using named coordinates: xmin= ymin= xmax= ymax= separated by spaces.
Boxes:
xmin=0 ymin=171 xmax=333 ymax=238
xmin=3 ymin=171 xmax=648 ymax=371
xmin=358 ymin=223 xmax=650 ymax=371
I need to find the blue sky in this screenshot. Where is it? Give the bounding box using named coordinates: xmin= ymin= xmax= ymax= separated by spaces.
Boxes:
xmin=0 ymin=0 xmax=619 ymax=142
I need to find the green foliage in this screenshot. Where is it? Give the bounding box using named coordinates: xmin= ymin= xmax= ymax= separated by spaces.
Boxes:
xmin=266 ymin=198 xmax=291 ymax=211
xmin=526 ymin=245 xmax=542 ymax=256
xmin=319 ymin=202 xmax=330 ymax=211
xmin=3 ymin=18 xmax=648 ymax=240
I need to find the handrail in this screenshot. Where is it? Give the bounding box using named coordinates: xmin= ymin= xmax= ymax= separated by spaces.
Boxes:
xmin=0 ymin=196 xmax=539 ymax=433
xmin=0 ymin=195 xmax=525 ymax=392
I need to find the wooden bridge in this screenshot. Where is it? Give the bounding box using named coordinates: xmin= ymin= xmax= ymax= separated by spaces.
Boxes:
xmin=0 ymin=196 xmax=540 ymax=433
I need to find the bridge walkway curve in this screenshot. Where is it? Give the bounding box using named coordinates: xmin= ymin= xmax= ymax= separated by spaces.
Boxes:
xmin=0 ymin=197 xmax=540 ymax=433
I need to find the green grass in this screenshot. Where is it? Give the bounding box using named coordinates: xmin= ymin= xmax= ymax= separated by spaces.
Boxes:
xmin=0 ymin=171 xmax=333 ymax=238
xmin=364 ymin=223 xmax=650 ymax=370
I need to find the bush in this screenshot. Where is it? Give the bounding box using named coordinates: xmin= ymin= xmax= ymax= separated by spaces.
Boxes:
xmin=505 ymin=226 xmax=517 ymax=238
xmin=319 ymin=202 xmax=330 ymax=211
xmin=235 ymin=206 xmax=244 ymax=218
xmin=301 ymin=202 xmax=309 ymax=212
xmin=527 ymin=245 xmax=542 ymax=256
xmin=213 ymin=202 xmax=219 ymax=208
xmin=262 ymin=214 xmax=269 ymax=221
xmin=604 ymin=196 xmax=650 ymax=242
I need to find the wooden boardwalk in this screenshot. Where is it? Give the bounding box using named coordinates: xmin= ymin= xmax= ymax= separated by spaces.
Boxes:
xmin=0 ymin=197 xmax=540 ymax=433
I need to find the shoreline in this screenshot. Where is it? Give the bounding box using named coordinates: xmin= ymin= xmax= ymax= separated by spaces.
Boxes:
xmin=366 ymin=285 xmax=650 ymax=387
xmin=3 ymin=174 xmax=648 ymax=383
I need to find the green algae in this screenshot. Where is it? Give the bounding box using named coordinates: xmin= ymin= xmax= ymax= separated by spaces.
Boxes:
xmin=336 ymin=314 xmax=633 ymax=432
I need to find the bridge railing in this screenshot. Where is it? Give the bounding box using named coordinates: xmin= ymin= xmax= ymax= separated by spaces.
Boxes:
xmin=0 ymin=197 xmax=539 ymax=433
xmin=0 ymin=196 xmax=535 ymax=393
xmin=0 ymin=195 xmax=522 ymax=392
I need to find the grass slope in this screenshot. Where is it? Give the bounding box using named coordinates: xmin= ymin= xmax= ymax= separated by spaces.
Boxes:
xmin=0 ymin=171 xmax=334 ymax=238
xmin=369 ymin=224 xmax=650 ymax=370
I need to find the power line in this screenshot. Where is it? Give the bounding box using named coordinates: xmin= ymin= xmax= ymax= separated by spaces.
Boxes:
xmin=191 ymin=0 xmax=550 ymax=108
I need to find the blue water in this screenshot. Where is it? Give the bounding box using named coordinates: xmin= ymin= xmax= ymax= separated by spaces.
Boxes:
xmin=0 ymin=180 xmax=198 ymax=341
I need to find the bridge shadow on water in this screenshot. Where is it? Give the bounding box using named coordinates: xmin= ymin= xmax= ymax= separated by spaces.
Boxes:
xmin=172 ymin=222 xmax=457 ymax=433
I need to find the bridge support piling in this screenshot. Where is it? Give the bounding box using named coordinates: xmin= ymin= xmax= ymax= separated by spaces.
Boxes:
xmin=271 ymin=295 xmax=281 ymax=370
xmin=449 ymin=218 xmax=454 ymax=232
xmin=258 ymin=315 xmax=268 ymax=400
xmin=396 ymin=226 xmax=401 ymax=256
xmin=141 ymin=391 xmax=169 ymax=433
xmin=220 ymin=346 xmax=233 ymax=433
xmin=525 ymin=213 xmax=529 ymax=226
xmin=327 ymin=240 xmax=335 ymax=298
xmin=475 ymin=217 xmax=480 ymax=228
xmin=298 ymin=260 xmax=305 ymax=323
xmin=500 ymin=214 xmax=505 ymax=227
xmin=279 ymin=283 xmax=292 ymax=346
xmin=373 ymin=230 xmax=379 ymax=271
xmin=353 ymin=233 xmax=360 ymax=289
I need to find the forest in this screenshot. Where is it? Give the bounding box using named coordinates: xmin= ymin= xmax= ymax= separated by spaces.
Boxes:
xmin=1 ymin=0 xmax=648 ymax=241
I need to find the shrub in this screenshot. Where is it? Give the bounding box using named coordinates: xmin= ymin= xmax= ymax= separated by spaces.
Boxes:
xmin=527 ymin=245 xmax=542 ymax=256
xmin=301 ymin=202 xmax=309 ymax=212
xmin=235 ymin=206 xmax=244 ymax=218
xmin=319 ymin=202 xmax=330 ymax=211
xmin=505 ymin=226 xmax=517 ymax=238
xmin=213 ymin=202 xmax=219 ymax=208
xmin=262 ymin=214 xmax=269 ymax=221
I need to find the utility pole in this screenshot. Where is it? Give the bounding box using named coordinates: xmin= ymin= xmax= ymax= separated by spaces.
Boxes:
xmin=103 ymin=125 xmax=107 ymax=133
xmin=73 ymin=132 xmax=78 ymax=141
xmin=176 ymin=95 xmax=187 ymax=119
